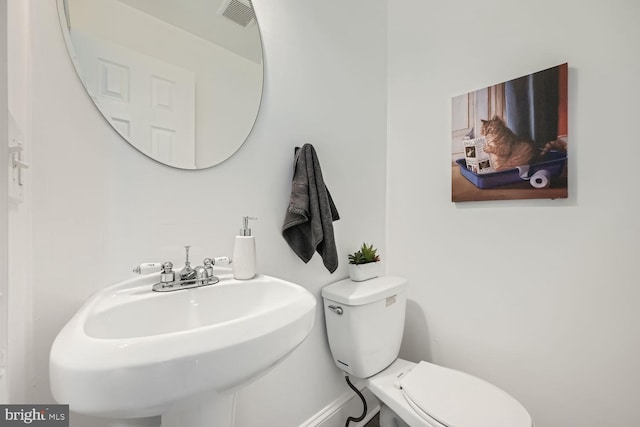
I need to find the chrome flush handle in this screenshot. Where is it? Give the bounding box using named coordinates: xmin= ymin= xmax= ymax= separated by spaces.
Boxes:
xmin=328 ymin=305 xmax=343 ymax=315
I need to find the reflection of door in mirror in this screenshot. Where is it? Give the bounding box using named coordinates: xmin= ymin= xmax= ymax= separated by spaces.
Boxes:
xmin=72 ymin=32 xmax=196 ymax=168
xmin=58 ymin=0 xmax=264 ymax=169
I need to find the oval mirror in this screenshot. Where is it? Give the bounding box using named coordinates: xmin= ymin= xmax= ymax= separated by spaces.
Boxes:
xmin=57 ymin=0 xmax=264 ymax=169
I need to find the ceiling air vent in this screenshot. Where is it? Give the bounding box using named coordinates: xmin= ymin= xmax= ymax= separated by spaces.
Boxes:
xmin=217 ymin=0 xmax=256 ymax=28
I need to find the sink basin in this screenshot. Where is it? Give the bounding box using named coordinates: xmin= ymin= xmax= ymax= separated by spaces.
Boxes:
xmin=49 ymin=270 xmax=316 ymax=421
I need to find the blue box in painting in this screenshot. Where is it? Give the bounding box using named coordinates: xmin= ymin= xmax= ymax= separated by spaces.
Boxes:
xmin=456 ymin=151 xmax=567 ymax=189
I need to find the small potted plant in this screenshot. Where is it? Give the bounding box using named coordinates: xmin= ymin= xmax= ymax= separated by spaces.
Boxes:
xmin=348 ymin=243 xmax=381 ymax=282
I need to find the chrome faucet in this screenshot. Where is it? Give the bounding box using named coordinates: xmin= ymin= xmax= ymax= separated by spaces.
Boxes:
xmin=179 ymin=246 xmax=197 ymax=283
xmin=141 ymin=246 xmax=231 ymax=292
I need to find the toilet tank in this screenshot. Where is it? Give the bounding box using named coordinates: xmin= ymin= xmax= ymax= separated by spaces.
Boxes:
xmin=322 ymin=276 xmax=407 ymax=378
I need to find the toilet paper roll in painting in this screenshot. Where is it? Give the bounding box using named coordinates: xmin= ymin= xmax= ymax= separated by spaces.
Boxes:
xmin=530 ymin=169 xmax=551 ymax=189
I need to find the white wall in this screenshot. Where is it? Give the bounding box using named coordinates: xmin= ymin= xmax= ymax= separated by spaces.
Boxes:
xmin=387 ymin=1 xmax=640 ymax=427
xmin=27 ymin=0 xmax=386 ymax=426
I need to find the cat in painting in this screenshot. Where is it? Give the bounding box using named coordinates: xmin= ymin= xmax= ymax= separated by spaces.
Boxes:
xmin=481 ymin=115 xmax=569 ymax=171
xmin=481 ymin=116 xmax=539 ymax=170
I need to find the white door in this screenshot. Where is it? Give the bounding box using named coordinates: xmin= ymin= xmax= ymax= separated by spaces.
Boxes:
xmin=71 ymin=31 xmax=196 ymax=168
xmin=0 ymin=0 xmax=9 ymax=402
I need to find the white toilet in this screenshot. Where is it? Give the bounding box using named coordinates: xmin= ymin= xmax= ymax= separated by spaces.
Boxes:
xmin=322 ymin=276 xmax=533 ymax=427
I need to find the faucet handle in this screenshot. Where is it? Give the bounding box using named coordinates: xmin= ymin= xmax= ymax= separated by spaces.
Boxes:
xmin=132 ymin=262 xmax=163 ymax=274
xmin=160 ymin=262 xmax=175 ymax=284
xmin=203 ymin=258 xmax=214 ymax=277
xmin=213 ymin=256 xmax=232 ymax=266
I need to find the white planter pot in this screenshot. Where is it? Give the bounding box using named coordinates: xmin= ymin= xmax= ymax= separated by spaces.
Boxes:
xmin=348 ymin=262 xmax=381 ymax=282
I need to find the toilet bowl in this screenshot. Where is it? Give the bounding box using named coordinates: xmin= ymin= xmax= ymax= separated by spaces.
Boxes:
xmin=368 ymin=359 xmax=532 ymax=427
xmin=322 ymin=276 xmax=533 ymax=427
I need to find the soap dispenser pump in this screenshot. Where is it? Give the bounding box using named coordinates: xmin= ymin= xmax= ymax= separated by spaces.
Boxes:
xmin=233 ymin=216 xmax=257 ymax=280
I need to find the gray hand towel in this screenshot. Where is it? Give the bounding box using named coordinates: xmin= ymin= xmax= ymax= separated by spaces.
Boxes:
xmin=282 ymin=144 xmax=340 ymax=273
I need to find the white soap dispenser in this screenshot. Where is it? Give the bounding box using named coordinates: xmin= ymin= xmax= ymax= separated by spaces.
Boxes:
xmin=233 ymin=216 xmax=257 ymax=280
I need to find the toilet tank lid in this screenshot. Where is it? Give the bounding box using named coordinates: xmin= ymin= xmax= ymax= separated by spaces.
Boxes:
xmin=322 ymin=276 xmax=408 ymax=306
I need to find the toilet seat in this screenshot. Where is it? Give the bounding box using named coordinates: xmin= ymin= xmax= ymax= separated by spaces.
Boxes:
xmin=399 ymin=361 xmax=532 ymax=427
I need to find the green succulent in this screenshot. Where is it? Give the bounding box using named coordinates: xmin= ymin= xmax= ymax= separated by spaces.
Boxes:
xmin=348 ymin=243 xmax=380 ymax=265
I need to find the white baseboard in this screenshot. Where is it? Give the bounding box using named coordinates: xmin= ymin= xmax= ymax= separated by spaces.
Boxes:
xmin=300 ymin=381 xmax=380 ymax=427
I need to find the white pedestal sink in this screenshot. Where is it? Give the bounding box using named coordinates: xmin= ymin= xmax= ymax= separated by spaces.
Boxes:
xmin=49 ymin=270 xmax=316 ymax=427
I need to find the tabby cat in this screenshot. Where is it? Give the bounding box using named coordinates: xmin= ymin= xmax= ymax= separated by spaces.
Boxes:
xmin=481 ymin=116 xmax=539 ymax=171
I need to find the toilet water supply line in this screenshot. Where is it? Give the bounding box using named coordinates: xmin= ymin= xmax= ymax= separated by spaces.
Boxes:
xmin=345 ymin=376 xmax=367 ymax=427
